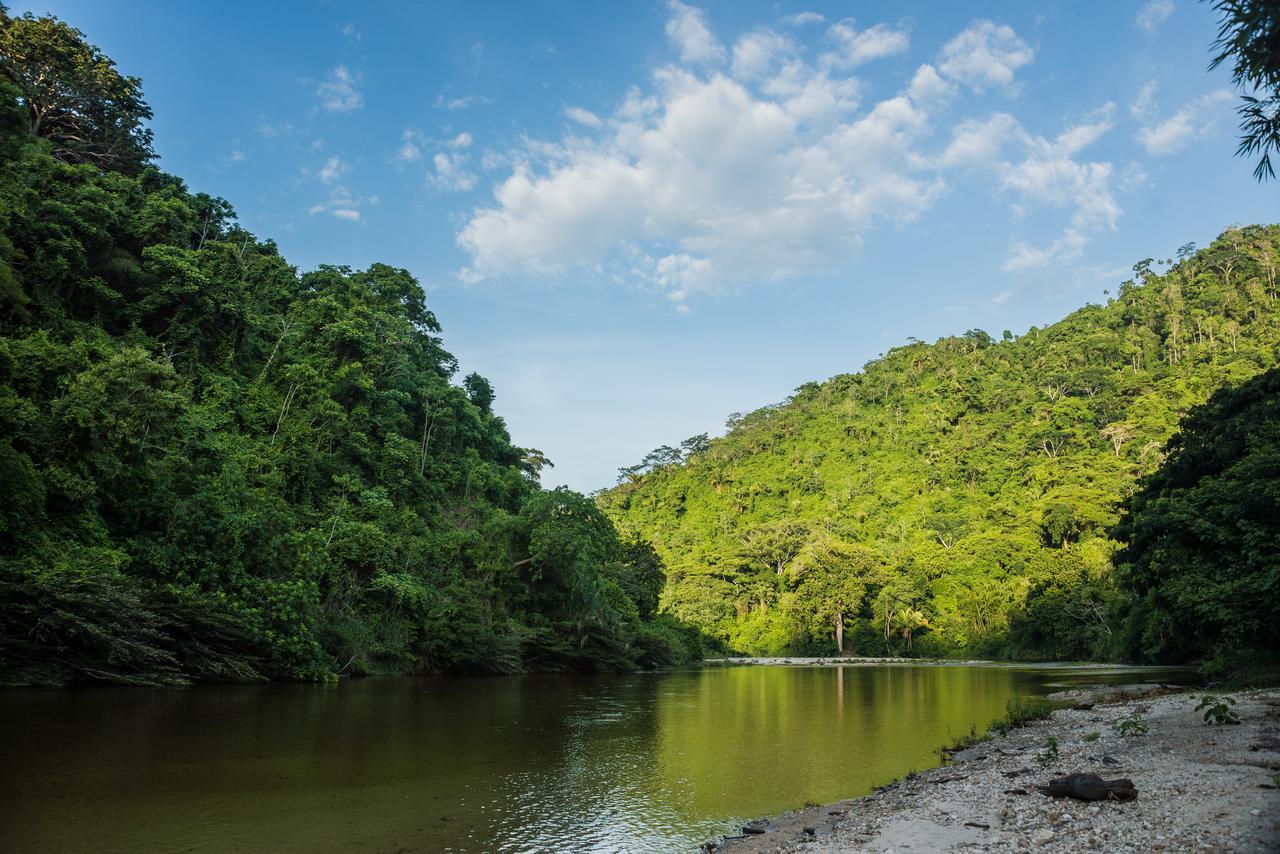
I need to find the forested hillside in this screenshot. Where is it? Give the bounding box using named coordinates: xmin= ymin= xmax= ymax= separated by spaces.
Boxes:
xmin=0 ymin=11 xmax=698 ymax=686
xmin=600 ymin=229 xmax=1280 ymax=664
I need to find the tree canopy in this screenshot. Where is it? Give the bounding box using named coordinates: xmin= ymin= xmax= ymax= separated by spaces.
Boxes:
xmin=0 ymin=22 xmax=700 ymax=686
xmin=0 ymin=9 xmax=155 ymax=174
xmin=1114 ymin=366 xmax=1280 ymax=665
xmin=601 ymin=229 xmax=1280 ymax=662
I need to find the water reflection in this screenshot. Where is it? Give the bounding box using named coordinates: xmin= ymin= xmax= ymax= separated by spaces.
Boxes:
xmin=0 ymin=664 xmax=1188 ymax=852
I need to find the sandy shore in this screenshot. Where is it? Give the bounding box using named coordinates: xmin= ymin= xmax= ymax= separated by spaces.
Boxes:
xmin=714 ymin=686 xmax=1280 ymax=852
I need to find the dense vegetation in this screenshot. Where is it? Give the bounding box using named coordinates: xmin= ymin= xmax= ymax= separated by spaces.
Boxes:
xmin=0 ymin=11 xmax=700 ymax=686
xmin=1114 ymin=367 xmax=1279 ymax=667
xmin=600 ymin=231 xmax=1280 ymax=665
xmin=1 ymin=7 xmax=1276 ymax=687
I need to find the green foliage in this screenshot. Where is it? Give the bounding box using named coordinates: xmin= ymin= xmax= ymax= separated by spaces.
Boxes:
xmin=1037 ymin=735 xmax=1059 ymax=767
xmin=1083 ymin=730 xmax=1101 ymax=742
xmin=1195 ymin=694 xmax=1241 ymax=725
xmin=1113 ymin=367 xmax=1280 ymax=663
xmin=0 ymin=11 xmax=155 ymax=174
xmin=602 ymin=228 xmax=1280 ymax=662
xmin=1115 ymin=713 xmax=1149 ymax=736
xmin=992 ymin=696 xmax=1060 ymax=735
xmin=1209 ymin=0 xmax=1280 ymax=181
xmin=0 ymin=35 xmax=700 ymax=685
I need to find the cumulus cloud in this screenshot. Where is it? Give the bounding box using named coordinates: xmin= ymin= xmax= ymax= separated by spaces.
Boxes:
xmin=666 ymin=0 xmax=725 ymax=64
xmin=457 ymin=65 xmax=939 ymax=302
xmin=1136 ymin=0 xmax=1174 ymax=32
xmin=1132 ymin=83 xmax=1234 ymax=154
xmin=452 ymin=6 xmax=1117 ymax=304
xmin=317 ymin=66 xmax=363 ymax=113
xmin=821 ymin=21 xmax=909 ymax=69
xmin=908 ymin=64 xmax=954 ymax=107
xmin=938 ymin=20 xmax=1034 ymax=93
xmin=732 ymin=30 xmax=794 ymax=80
xmin=565 ymin=106 xmax=604 ymax=128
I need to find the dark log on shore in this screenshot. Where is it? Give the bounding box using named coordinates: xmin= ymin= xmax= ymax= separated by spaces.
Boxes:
xmin=1036 ymin=772 xmax=1138 ymax=801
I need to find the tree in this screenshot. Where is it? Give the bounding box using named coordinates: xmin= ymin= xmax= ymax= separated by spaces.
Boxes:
xmin=0 ymin=11 xmax=154 ymax=173
xmin=738 ymin=519 xmax=808 ymax=575
xmin=787 ymin=534 xmax=878 ymax=653
xmin=894 ymin=608 xmax=929 ymax=654
xmin=462 ymin=372 xmax=495 ymax=413
xmin=1209 ymin=0 xmax=1280 ymax=180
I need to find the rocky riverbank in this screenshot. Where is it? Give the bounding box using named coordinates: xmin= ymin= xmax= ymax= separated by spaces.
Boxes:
xmin=714 ymin=686 xmax=1280 ymax=852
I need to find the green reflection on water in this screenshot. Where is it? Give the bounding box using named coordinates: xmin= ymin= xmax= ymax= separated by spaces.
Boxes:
xmin=0 ymin=664 xmax=1186 ymax=852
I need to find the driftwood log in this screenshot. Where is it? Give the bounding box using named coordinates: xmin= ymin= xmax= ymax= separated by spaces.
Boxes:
xmin=1036 ymin=772 xmax=1138 ymax=801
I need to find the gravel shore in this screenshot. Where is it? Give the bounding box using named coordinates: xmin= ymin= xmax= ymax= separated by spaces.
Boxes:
xmin=715 ymin=686 xmax=1280 ymax=852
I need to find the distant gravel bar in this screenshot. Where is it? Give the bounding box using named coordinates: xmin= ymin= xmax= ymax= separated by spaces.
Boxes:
xmin=714 ymin=686 xmax=1280 ymax=852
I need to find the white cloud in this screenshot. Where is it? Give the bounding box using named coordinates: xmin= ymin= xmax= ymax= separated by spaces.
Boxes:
xmin=318 ymin=156 xmax=347 ymax=184
xmin=395 ymin=129 xmax=423 ymax=164
xmin=938 ymin=20 xmax=1034 ymax=93
xmin=908 ymin=64 xmax=954 ymax=106
xmin=452 ymin=5 xmax=1124 ymax=304
xmin=317 ymin=66 xmax=363 ymax=113
xmin=457 ymin=64 xmax=940 ymax=303
xmin=782 ymin=12 xmax=825 ymax=27
xmin=732 ymin=30 xmax=793 ymax=80
xmin=666 ymin=0 xmax=726 ymax=64
xmin=1136 ymin=0 xmax=1174 ymax=32
xmin=430 ymin=152 xmax=477 ymax=192
xmin=992 ymin=288 xmax=1015 ymax=304
xmin=449 ymin=132 xmax=473 ymax=149
xmin=257 ymin=118 xmax=294 ymax=138
xmin=1133 ymin=85 xmax=1234 ymax=155
xmin=821 ymin=21 xmax=909 ymax=69
xmin=565 ymin=106 xmax=604 ymax=128
xmin=339 ymin=22 xmax=361 ymax=41
xmin=996 ymin=105 xmax=1120 ymax=269
xmin=939 ymin=113 xmax=1020 ymax=168
xmin=308 ymin=184 xmax=372 ymax=222
xmin=435 ymin=93 xmax=492 ymax=110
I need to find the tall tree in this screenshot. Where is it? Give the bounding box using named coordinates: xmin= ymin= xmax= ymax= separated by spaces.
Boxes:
xmin=0 ymin=10 xmax=154 ymax=174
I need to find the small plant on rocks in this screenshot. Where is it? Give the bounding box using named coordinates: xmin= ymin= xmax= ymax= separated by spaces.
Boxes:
xmin=1195 ymin=694 xmax=1241 ymax=725
xmin=1115 ymin=712 xmax=1149 ymax=736
xmin=1082 ymin=730 xmax=1101 ymax=742
xmin=1037 ymin=735 xmax=1060 ymax=767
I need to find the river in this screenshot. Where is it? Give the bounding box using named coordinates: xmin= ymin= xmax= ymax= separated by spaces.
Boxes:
xmin=0 ymin=662 xmax=1190 ymax=852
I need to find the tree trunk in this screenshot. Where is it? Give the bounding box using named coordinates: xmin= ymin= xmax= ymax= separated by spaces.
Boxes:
xmin=835 ymin=613 xmax=844 ymax=655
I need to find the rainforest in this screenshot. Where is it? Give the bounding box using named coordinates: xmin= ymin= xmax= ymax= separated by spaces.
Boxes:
xmin=0 ymin=5 xmax=1277 ymax=691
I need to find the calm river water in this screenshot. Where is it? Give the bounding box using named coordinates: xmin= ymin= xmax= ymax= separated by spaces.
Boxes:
xmin=0 ymin=662 xmax=1189 ymax=852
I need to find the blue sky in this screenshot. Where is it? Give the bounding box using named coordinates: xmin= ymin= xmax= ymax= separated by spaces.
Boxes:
xmin=15 ymin=0 xmax=1277 ymax=491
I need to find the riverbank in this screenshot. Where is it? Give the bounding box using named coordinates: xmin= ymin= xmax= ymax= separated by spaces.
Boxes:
xmin=702 ymin=656 xmax=998 ymax=667
xmin=715 ymin=686 xmax=1280 ymax=852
